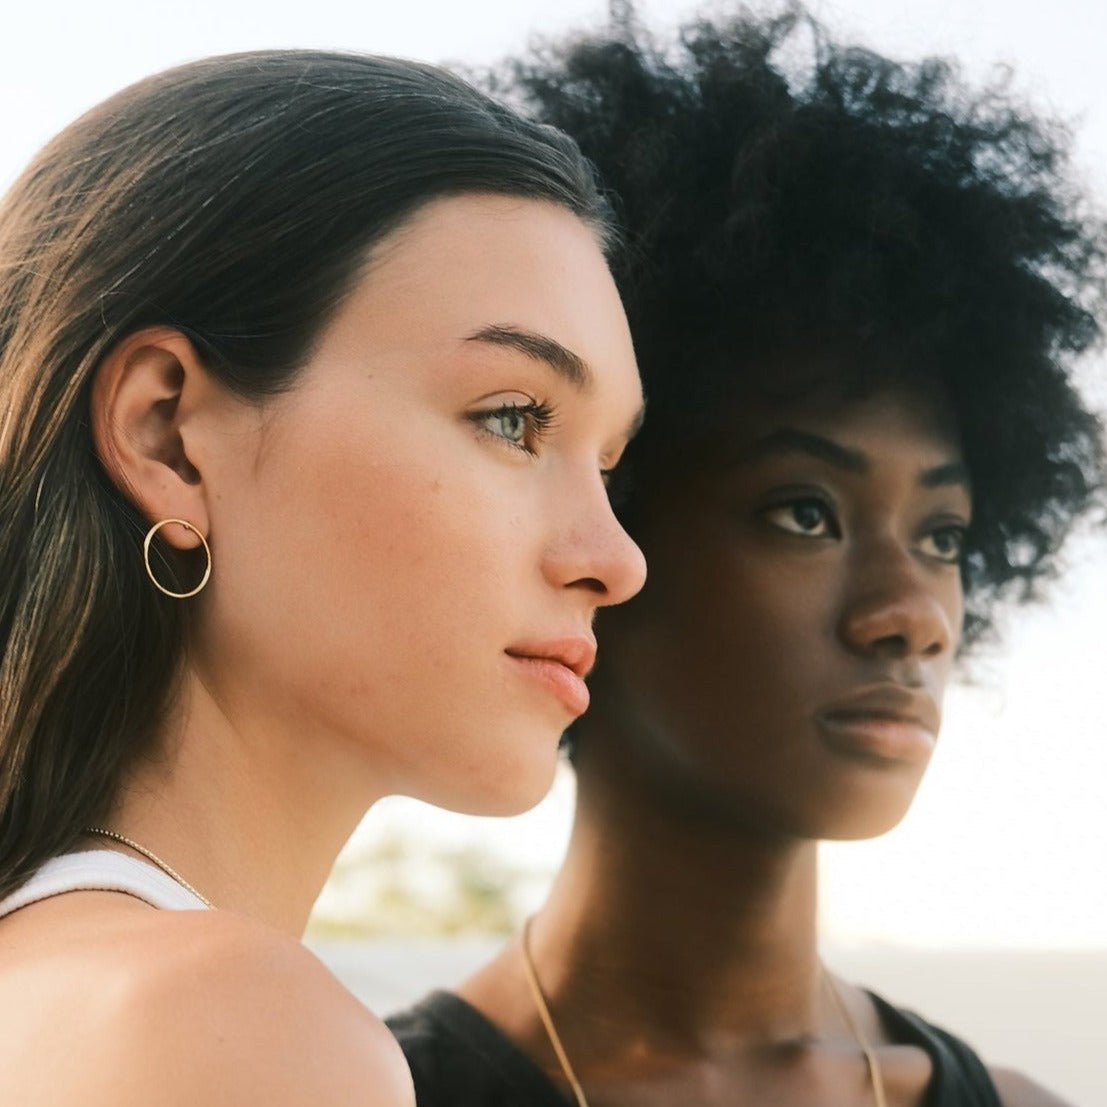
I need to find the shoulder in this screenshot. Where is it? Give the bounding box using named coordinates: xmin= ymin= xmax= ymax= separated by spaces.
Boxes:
xmin=80 ymin=909 xmax=413 ymax=1107
xmin=989 ymin=1067 xmax=1074 ymax=1107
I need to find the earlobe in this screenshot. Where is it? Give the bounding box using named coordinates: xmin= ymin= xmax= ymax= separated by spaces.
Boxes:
xmin=90 ymin=327 xmax=213 ymax=548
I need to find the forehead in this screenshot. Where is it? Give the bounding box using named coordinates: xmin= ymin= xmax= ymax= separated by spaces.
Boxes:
xmin=626 ymin=381 xmax=969 ymax=518
xmin=671 ymin=374 xmax=965 ymax=470
xmin=755 ymin=386 xmax=963 ymax=459
xmin=297 ymin=193 xmax=645 ymax=421
xmin=360 ymin=194 xmax=635 ymax=373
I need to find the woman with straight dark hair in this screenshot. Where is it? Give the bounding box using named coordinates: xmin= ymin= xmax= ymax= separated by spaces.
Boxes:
xmin=390 ymin=8 xmax=1104 ymax=1107
xmin=0 ymin=50 xmax=646 ymax=1104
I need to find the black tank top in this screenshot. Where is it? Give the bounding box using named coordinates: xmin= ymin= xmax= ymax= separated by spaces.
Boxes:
xmin=387 ymin=989 xmax=1003 ymax=1106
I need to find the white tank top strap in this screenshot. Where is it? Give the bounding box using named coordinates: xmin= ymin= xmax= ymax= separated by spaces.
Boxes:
xmin=0 ymin=849 xmax=210 ymax=917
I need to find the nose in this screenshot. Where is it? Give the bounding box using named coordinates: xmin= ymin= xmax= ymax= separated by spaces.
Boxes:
xmin=543 ymin=477 xmax=647 ymax=608
xmin=838 ymin=543 xmax=956 ymax=661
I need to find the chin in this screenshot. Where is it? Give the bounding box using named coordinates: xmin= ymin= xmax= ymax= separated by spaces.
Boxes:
xmin=715 ymin=778 xmax=921 ymax=843
xmin=413 ymin=724 xmax=562 ymax=817
xmin=818 ymin=810 xmax=914 ymax=841
xmin=783 ymin=757 xmax=928 ymax=841
xmin=804 ymin=794 xmax=918 ymax=841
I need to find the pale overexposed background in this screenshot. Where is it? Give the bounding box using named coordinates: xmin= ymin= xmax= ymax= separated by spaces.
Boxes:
xmin=3 ymin=1 xmax=1104 ymax=1101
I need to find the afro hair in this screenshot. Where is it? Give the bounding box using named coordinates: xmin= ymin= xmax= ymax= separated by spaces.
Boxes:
xmin=486 ymin=3 xmax=1107 ymax=647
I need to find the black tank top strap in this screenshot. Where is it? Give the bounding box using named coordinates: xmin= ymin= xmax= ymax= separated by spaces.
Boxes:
xmin=388 ymin=990 xmax=573 ymax=1107
xmin=867 ymin=990 xmax=1003 ymax=1107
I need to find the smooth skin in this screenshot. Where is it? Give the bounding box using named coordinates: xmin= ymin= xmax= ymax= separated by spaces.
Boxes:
xmin=0 ymin=194 xmax=646 ymax=1106
xmin=460 ymin=387 xmax=1068 ymax=1107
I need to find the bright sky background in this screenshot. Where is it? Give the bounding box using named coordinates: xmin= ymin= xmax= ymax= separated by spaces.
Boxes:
xmin=5 ymin=0 xmax=1104 ymax=949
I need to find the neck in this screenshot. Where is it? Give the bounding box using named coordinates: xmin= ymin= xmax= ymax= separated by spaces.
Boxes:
xmin=525 ymin=720 xmax=825 ymax=1058
xmin=103 ymin=666 xmax=384 ymax=936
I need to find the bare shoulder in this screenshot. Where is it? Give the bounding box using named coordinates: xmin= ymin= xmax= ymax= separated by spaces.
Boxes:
xmin=990 ymin=1066 xmax=1074 ymax=1107
xmin=70 ymin=909 xmax=412 ymax=1107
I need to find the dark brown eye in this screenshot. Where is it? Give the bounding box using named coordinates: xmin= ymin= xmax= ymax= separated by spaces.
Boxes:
xmin=763 ymin=498 xmax=834 ymax=537
xmin=920 ymin=525 xmax=966 ymax=563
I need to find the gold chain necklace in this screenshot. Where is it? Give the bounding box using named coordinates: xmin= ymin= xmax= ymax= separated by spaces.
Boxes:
xmin=822 ymin=962 xmax=889 ymax=1107
xmin=521 ymin=917 xmax=888 ymax=1107
xmin=84 ymin=827 xmax=214 ymax=909
xmin=521 ymin=917 xmax=590 ymax=1107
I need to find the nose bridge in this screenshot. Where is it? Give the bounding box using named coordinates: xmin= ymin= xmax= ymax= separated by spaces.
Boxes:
xmin=545 ymin=470 xmax=646 ymax=605
xmin=839 ymin=531 xmax=951 ymax=659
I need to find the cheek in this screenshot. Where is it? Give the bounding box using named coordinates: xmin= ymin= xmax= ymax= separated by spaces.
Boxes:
xmin=949 ymin=584 xmax=967 ymax=653
xmin=203 ymin=401 xmax=531 ymax=740
xmin=609 ymin=540 xmax=835 ymax=746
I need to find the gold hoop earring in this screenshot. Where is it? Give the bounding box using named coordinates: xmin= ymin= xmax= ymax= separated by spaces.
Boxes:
xmin=143 ymin=518 xmax=212 ymax=599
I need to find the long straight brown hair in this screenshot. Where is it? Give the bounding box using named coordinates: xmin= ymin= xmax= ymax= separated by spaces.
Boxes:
xmin=0 ymin=50 xmax=612 ymax=898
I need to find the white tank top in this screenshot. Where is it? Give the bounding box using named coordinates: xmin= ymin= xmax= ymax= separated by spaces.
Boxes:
xmin=0 ymin=850 xmax=209 ymax=917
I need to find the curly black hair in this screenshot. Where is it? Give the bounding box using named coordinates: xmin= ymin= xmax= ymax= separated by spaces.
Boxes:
xmin=486 ymin=3 xmax=1107 ymax=647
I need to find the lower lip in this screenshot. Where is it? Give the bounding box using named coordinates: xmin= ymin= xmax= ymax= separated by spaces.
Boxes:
xmin=506 ymin=655 xmax=590 ymax=717
xmin=818 ymin=715 xmax=935 ymax=763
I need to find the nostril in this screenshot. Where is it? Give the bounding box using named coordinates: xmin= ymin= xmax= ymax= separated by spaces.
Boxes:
xmin=576 ymin=577 xmax=607 ymax=596
xmin=874 ymin=634 xmax=910 ymax=659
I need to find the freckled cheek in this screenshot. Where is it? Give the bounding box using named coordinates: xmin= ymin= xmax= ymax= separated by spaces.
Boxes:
xmin=248 ymin=425 xmax=531 ymax=644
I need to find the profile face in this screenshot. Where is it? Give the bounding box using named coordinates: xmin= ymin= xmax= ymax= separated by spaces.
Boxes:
xmin=193 ymin=195 xmax=646 ymax=815
xmin=588 ymin=385 xmax=971 ymax=840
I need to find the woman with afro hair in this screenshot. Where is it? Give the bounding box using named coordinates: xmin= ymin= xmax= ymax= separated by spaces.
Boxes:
xmin=389 ymin=7 xmax=1104 ymax=1105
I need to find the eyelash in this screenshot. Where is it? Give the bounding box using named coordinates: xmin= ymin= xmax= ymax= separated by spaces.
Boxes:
xmin=469 ymin=400 xmax=557 ymax=456
xmin=760 ymin=496 xmax=968 ymax=564
xmin=469 ymin=400 xmax=625 ymax=489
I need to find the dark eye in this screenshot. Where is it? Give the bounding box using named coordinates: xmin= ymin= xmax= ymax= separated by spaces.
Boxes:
xmin=919 ymin=525 xmax=966 ymax=563
xmin=762 ymin=498 xmax=836 ymax=538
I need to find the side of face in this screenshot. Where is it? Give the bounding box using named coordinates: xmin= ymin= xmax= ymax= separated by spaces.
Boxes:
xmin=185 ymin=195 xmax=647 ymax=815
xmin=584 ymin=388 xmax=971 ymax=840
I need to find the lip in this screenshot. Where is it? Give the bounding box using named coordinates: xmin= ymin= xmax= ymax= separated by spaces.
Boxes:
xmin=505 ymin=636 xmax=597 ymax=717
xmin=817 ymin=684 xmax=939 ymax=763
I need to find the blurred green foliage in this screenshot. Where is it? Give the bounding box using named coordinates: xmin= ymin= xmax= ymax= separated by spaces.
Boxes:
xmin=307 ymin=829 xmax=536 ymax=938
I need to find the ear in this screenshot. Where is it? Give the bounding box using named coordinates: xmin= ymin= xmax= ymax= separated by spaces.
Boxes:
xmin=90 ymin=327 xmax=219 ymax=549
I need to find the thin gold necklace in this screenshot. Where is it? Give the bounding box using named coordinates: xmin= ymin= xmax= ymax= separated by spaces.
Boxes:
xmin=520 ymin=917 xmax=888 ymax=1107
xmin=822 ymin=963 xmax=890 ymax=1107
xmin=84 ymin=827 xmax=214 ymax=909
xmin=521 ymin=917 xmax=589 ymax=1107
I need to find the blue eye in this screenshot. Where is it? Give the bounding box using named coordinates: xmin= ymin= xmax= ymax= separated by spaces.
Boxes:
xmin=483 ymin=406 xmax=528 ymax=444
xmin=470 ymin=401 xmax=556 ymax=455
xmin=762 ymin=498 xmax=836 ymax=537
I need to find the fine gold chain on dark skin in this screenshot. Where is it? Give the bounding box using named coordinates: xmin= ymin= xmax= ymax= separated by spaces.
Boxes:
xmin=521 ymin=916 xmax=889 ymax=1107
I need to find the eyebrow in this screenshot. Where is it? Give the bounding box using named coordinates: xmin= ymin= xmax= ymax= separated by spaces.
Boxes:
xmin=465 ymin=324 xmax=591 ymax=390
xmin=918 ymin=461 xmax=971 ymax=489
xmin=740 ymin=428 xmax=868 ymax=473
xmin=739 ymin=428 xmax=971 ymax=489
